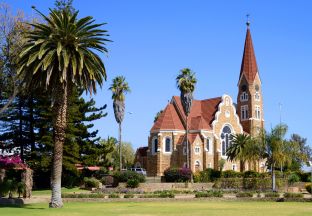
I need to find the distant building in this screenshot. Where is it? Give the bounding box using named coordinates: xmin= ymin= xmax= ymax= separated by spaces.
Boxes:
xmin=137 ymin=23 xmax=265 ymax=177
xmin=134 ymin=147 xmax=148 ymax=169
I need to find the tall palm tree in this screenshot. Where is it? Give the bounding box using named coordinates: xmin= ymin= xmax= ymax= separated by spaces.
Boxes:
xmin=176 ymin=68 xmax=197 ymax=169
xmin=17 ymin=8 xmax=110 ymax=208
xmin=256 ymin=124 xmax=290 ymax=191
xmin=109 ymin=76 xmax=130 ymax=171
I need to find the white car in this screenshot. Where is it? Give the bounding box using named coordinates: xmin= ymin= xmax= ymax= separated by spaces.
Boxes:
xmin=129 ymin=167 xmax=147 ymax=176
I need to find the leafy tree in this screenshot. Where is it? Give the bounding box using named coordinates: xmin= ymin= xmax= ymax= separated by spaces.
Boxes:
xmin=154 ymin=109 xmax=163 ymax=122
xmin=256 ymin=124 xmax=300 ymax=191
xmin=109 ymin=76 xmax=130 ymax=170
xmin=288 ymin=134 xmax=311 ymax=171
xmin=176 ymin=68 xmax=197 ymax=169
xmin=0 ymin=3 xmax=27 ymax=114
xmin=17 ymin=8 xmax=110 ymax=208
xmin=111 ymin=142 xmax=135 ymax=169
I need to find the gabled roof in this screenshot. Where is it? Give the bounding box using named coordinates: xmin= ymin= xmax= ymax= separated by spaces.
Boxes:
xmin=151 ymin=103 xmax=184 ymax=131
xmin=175 ymin=133 xmax=203 ymax=145
xmin=239 ymin=26 xmax=259 ymax=83
xmin=151 ymin=96 xmax=222 ymax=131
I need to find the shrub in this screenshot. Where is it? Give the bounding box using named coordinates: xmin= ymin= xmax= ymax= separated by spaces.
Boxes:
xmin=158 ymin=191 xmax=175 ymax=198
xmin=0 ymin=179 xmax=10 ymax=197
xmin=17 ymin=182 xmax=25 ymax=198
xmin=236 ymin=192 xmax=253 ymax=198
xmin=124 ymin=194 xmax=134 ymax=198
xmin=193 ymin=168 xmax=221 ymax=183
xmin=164 ymin=167 xmax=192 ymax=182
xmin=283 ymin=192 xmax=303 ymax=198
xmin=195 ymin=190 xmax=223 ymax=198
xmin=138 ymin=194 xmax=158 ymax=198
xmin=108 ymin=193 xmax=120 ymax=198
xmin=83 ymin=177 xmax=100 ymax=188
xmin=305 ymin=183 xmax=312 ymax=194
xmin=288 ymin=173 xmax=300 ymax=185
xmin=213 ymin=178 xmax=242 ymax=189
xmin=126 ymin=179 xmax=139 ymax=188
xmin=243 ymin=171 xmax=260 ymax=178
xmin=113 ymin=171 xmax=145 ymax=183
xmin=88 ymin=193 xmax=106 ymax=198
xmin=222 ymin=170 xmax=241 ymax=178
xmin=101 ymin=175 xmax=115 ymax=186
xmin=264 ymin=192 xmax=280 ymax=198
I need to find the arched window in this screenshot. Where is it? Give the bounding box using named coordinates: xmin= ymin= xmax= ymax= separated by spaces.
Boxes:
xmin=164 ymin=137 xmax=172 ymax=153
xmin=195 ymin=160 xmax=201 ymax=171
xmin=152 ymin=137 xmax=158 ymax=154
xmin=240 ymin=92 xmax=248 ymax=102
xmin=221 ymin=125 xmax=232 ymax=156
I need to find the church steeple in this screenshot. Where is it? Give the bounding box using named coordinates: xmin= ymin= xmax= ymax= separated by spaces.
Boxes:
xmin=237 ymin=21 xmax=264 ymax=135
xmin=239 ymin=22 xmax=259 ymax=84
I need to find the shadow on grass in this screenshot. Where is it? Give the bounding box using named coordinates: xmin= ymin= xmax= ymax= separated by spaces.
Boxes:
xmin=0 ymin=204 xmax=45 ymax=209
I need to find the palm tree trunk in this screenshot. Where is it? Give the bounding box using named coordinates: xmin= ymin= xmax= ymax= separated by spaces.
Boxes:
xmin=119 ymin=122 xmax=122 ymax=171
xmin=186 ymin=115 xmax=189 ymax=169
xmin=272 ymin=163 xmax=276 ymax=192
xmin=49 ymin=84 xmax=68 ymax=208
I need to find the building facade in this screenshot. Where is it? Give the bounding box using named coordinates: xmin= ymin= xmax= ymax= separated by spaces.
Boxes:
xmin=144 ymin=24 xmax=265 ymax=176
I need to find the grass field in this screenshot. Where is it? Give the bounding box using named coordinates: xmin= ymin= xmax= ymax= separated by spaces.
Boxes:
xmin=32 ymin=187 xmax=88 ymax=196
xmin=1 ymin=201 xmax=312 ymax=216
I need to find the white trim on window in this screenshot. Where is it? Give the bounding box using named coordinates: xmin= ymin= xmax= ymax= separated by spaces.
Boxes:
xmin=241 ymin=105 xmax=249 ymax=121
xmin=240 ymin=92 xmax=248 ymax=102
xmin=232 ymin=164 xmax=237 ymax=171
xmin=194 ymin=146 xmax=200 ymax=155
xmin=255 ymin=105 xmax=261 ymax=119
xmin=195 ymin=160 xmax=201 ymax=169
xmin=208 ymin=163 xmax=212 ymax=168
xmin=151 ymin=136 xmax=158 ymax=155
xmin=163 ymin=137 xmax=172 ymax=154
xmin=255 ymin=92 xmax=260 ymax=101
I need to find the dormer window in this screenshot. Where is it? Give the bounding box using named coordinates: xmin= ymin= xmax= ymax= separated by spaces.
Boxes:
xmin=240 ymin=92 xmax=248 ymax=102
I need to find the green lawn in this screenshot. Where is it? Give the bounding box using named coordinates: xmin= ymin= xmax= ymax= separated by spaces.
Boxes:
xmin=1 ymin=201 xmax=312 ymax=216
xmin=32 ymin=187 xmax=88 ymax=196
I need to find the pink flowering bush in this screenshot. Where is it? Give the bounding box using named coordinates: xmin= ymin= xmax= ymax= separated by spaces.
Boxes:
xmin=0 ymin=155 xmax=26 ymax=169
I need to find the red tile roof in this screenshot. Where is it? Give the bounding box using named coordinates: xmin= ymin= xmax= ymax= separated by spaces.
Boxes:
xmin=151 ymin=96 xmax=221 ymax=131
xmin=239 ymin=27 xmax=259 ymax=83
xmin=151 ymin=103 xmax=184 ymax=131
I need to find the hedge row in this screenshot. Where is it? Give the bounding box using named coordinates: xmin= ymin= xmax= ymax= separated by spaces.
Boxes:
xmin=213 ymin=178 xmax=286 ymax=190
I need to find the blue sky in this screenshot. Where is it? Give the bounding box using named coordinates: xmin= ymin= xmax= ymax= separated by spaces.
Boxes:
xmin=9 ymin=0 xmax=312 ymax=149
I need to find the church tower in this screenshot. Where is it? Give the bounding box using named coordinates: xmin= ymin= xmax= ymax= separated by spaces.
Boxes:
xmin=237 ymin=21 xmax=264 ymax=136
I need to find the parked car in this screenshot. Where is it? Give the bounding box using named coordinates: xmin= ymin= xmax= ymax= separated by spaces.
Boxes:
xmin=129 ymin=167 xmax=147 ymax=176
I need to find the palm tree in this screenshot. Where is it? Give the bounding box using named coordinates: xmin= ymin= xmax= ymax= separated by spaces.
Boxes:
xmin=226 ymin=133 xmax=252 ymax=171
xmin=256 ymin=124 xmax=291 ymax=191
xmin=109 ymin=76 xmax=130 ymax=171
xmin=176 ymin=68 xmax=197 ymax=169
xmin=17 ymin=8 xmax=110 ymax=208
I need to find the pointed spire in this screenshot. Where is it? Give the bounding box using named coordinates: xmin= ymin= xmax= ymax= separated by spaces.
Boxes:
xmin=239 ymin=20 xmax=259 ymax=83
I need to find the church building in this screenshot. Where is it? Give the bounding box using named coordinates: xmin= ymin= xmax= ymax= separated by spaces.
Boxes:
xmin=142 ymin=23 xmax=264 ymax=176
